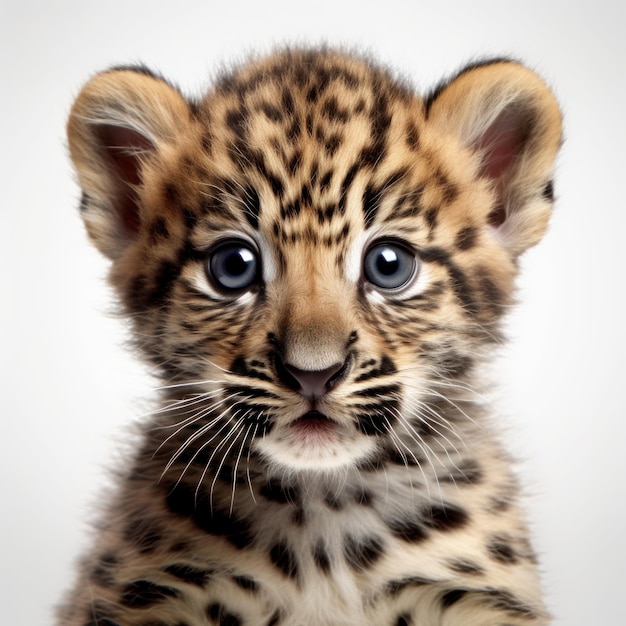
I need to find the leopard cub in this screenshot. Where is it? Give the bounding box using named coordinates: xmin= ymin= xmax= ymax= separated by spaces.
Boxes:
xmin=59 ymin=48 xmax=562 ymax=626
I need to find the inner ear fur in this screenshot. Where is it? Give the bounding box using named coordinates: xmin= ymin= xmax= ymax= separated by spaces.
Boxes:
xmin=67 ymin=69 xmax=191 ymax=259
xmin=426 ymin=60 xmax=562 ymax=256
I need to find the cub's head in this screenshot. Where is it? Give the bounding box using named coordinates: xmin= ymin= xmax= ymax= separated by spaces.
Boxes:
xmin=67 ymin=50 xmax=561 ymax=474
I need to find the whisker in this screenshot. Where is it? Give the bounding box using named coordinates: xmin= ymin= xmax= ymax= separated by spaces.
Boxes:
xmin=204 ymin=417 xmax=247 ymax=509
xmin=228 ymin=422 xmax=254 ymax=514
xmin=160 ymin=403 xmax=237 ymax=484
xmin=246 ymin=423 xmax=259 ymax=505
xmin=153 ymin=393 xmax=241 ymax=457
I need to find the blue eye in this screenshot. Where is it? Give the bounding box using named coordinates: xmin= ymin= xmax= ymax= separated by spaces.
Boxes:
xmin=363 ymin=241 xmax=418 ymax=291
xmin=208 ymin=241 xmax=259 ymax=292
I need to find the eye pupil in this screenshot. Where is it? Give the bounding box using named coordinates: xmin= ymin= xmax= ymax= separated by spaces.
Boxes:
xmin=208 ymin=242 xmax=259 ymax=291
xmin=364 ymin=241 xmax=417 ymax=291
xmin=225 ymin=249 xmax=253 ymax=276
xmin=376 ymin=248 xmax=400 ymax=276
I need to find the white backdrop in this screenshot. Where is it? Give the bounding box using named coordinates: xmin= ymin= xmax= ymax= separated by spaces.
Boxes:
xmin=2 ymin=1 xmax=624 ymax=624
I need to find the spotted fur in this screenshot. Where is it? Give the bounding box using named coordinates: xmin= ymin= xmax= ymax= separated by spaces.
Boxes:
xmin=59 ymin=48 xmax=562 ymax=626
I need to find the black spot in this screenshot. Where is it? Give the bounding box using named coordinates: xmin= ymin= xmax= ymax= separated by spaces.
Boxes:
xmin=120 ymin=580 xmax=179 ymax=608
xmin=355 ymin=413 xmax=387 ymax=436
xmin=183 ymin=208 xmax=198 ymax=230
xmin=123 ymin=518 xmax=163 ymax=554
xmin=267 ymin=610 xmax=282 ymax=626
xmin=229 ymin=356 xmax=272 ymax=382
xmin=405 ymin=122 xmax=420 ymax=151
xmin=479 ymin=274 xmax=506 ymax=314
xmin=232 ymin=575 xmax=258 ymax=592
xmin=354 ymin=355 xmax=396 ymax=382
xmin=324 ymin=492 xmax=344 ymax=510
xmin=319 ymin=170 xmax=333 ymax=192
xmin=424 ymin=207 xmax=438 ymax=231
xmin=313 ymin=540 xmax=331 ymax=573
xmin=288 ymin=152 xmax=302 ymax=177
xmin=314 ymin=204 xmax=332 ymax=224
xmin=439 ymin=177 xmax=458 ymax=204
xmin=270 ymin=541 xmax=299 ymax=580
xmin=420 ymin=246 xmax=477 ymax=316
xmin=281 ymin=198 xmax=301 ymax=219
xmin=306 ymin=83 xmax=320 ymax=103
xmin=441 ymin=588 xmax=468 ymax=608
xmin=441 ymin=459 xmax=483 ymax=485
xmin=362 ymin=184 xmax=381 ymax=228
xmin=149 ymin=217 xmax=170 ymax=244
xmin=89 ymin=553 xmax=119 ymax=588
xmin=489 ymin=493 xmax=513 ymax=514
xmin=127 ymin=274 xmax=148 ymax=311
xmin=305 ymin=112 xmax=314 ymax=135
xmin=448 ymin=559 xmax=485 ymax=575
xmin=260 ymin=102 xmax=283 ymax=122
xmin=487 ymin=536 xmax=519 ymax=564
xmin=321 ymin=96 xmax=350 ymax=123
xmin=354 ymin=487 xmax=374 ymax=506
xmin=324 ymin=133 xmax=343 ymax=156
xmin=164 ymin=563 xmax=213 ymax=587
xmin=79 ymin=192 xmax=90 ymax=212
xmin=344 ymin=535 xmax=384 ymax=569
xmin=480 ymin=588 xmax=538 ymax=618
xmin=300 ymin=183 xmax=312 ymax=206
xmin=355 ymin=384 xmax=400 ymax=398
xmin=260 ymin=480 xmax=299 ymax=504
xmin=542 ymin=180 xmax=554 ymax=201
xmin=164 ymin=182 xmax=180 ymax=205
xmin=226 ymin=108 xmax=248 ymax=137
xmin=360 ymin=140 xmax=386 ymax=169
xmin=229 ymin=401 xmax=275 ymax=436
xmin=165 ymin=484 xmax=253 ymax=549
xmin=369 ymin=90 xmax=392 ymax=144
xmin=207 ymin=603 xmax=221 ymax=620
xmin=455 ymin=225 xmax=477 ymax=251
xmin=438 ymin=352 xmax=473 ymax=378
xmin=231 ymin=142 xmax=284 ymax=199
xmin=387 ymin=517 xmax=428 ymax=543
xmin=422 ymin=504 xmax=468 ymax=532
xmin=292 ymin=507 xmax=306 ymax=526
xmin=148 ymin=258 xmax=181 ymax=307
xmin=338 ymin=163 xmax=360 ymax=213
xmin=281 ymin=89 xmax=295 ymax=115
xmin=201 ymin=131 xmax=213 ymax=154
xmin=207 ymin=603 xmax=243 ymax=626
xmin=488 ymin=204 xmax=507 ymax=228
xmin=286 ymin=117 xmax=301 ymax=141
xmin=395 ymin=614 xmax=412 ymax=626
xmin=386 ymin=576 xmax=433 ymax=596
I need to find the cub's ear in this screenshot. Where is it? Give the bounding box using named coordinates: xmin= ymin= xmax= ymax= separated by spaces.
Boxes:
xmin=426 ymin=60 xmax=562 ymax=256
xmin=67 ymin=67 xmax=192 ymax=259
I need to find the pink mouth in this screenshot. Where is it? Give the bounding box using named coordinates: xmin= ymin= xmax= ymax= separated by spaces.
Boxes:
xmin=290 ymin=410 xmax=337 ymax=436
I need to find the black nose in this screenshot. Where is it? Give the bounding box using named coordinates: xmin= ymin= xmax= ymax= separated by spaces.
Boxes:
xmin=275 ymin=356 xmax=347 ymax=398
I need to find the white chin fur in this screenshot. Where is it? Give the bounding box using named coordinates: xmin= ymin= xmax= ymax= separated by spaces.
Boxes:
xmin=254 ymin=429 xmax=377 ymax=472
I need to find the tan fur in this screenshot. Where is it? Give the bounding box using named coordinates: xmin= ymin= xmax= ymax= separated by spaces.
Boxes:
xmin=61 ymin=50 xmax=562 ymax=626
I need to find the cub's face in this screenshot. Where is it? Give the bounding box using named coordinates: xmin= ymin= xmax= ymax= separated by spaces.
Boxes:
xmin=67 ymin=51 xmax=561 ymax=472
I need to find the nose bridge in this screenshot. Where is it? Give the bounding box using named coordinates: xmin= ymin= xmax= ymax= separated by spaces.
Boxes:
xmin=280 ymin=253 xmax=351 ymax=371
